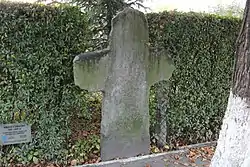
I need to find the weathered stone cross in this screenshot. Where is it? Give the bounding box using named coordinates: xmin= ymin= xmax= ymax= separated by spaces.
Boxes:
xmin=73 ymin=7 xmax=175 ymax=161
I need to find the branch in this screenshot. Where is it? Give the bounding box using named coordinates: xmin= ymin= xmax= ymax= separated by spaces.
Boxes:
xmin=73 ymin=48 xmax=110 ymax=63
xmin=126 ymin=0 xmax=148 ymax=10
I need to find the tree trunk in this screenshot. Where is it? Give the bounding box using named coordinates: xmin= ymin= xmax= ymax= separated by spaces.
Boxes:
xmin=210 ymin=0 xmax=250 ymax=166
xmin=105 ymin=0 xmax=113 ymax=36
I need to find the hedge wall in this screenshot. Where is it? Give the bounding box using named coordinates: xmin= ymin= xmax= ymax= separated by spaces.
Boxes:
xmin=0 ymin=2 xmax=91 ymax=165
xmin=0 ymin=2 xmax=242 ymax=165
xmin=147 ymin=11 xmax=241 ymax=144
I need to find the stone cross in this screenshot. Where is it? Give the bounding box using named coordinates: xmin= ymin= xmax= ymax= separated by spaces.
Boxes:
xmin=73 ymin=7 xmax=175 ymax=161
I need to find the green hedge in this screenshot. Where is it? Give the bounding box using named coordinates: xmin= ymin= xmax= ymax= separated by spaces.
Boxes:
xmin=0 ymin=2 xmax=91 ymax=165
xmin=0 ymin=2 xmax=242 ymax=165
xmin=147 ymin=11 xmax=241 ymax=145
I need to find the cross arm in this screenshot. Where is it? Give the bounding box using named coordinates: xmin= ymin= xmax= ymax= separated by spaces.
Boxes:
xmin=73 ymin=48 xmax=111 ymax=92
xmin=147 ymin=51 xmax=175 ymax=86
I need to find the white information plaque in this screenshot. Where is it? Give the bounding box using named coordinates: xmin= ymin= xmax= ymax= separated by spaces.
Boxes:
xmin=0 ymin=123 xmax=31 ymax=145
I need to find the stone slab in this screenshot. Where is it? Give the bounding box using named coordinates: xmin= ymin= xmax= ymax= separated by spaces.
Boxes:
xmin=76 ymin=141 xmax=216 ymax=167
xmin=73 ymin=7 xmax=175 ymax=161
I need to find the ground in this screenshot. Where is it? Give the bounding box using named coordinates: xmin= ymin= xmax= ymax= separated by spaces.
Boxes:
xmin=79 ymin=144 xmax=215 ymax=167
xmin=10 ymin=144 xmax=215 ymax=167
xmin=8 ymin=98 xmax=216 ymax=167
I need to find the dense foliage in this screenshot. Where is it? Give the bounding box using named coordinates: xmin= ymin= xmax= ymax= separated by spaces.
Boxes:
xmin=0 ymin=2 xmax=242 ymax=165
xmin=69 ymin=0 xmax=145 ymax=35
xmin=0 ymin=2 xmax=91 ymax=165
xmin=148 ymin=11 xmax=241 ymax=145
xmin=40 ymin=0 xmax=145 ymax=49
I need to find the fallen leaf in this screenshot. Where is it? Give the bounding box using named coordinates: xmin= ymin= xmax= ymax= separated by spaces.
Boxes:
xmin=174 ymin=155 xmax=180 ymax=160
